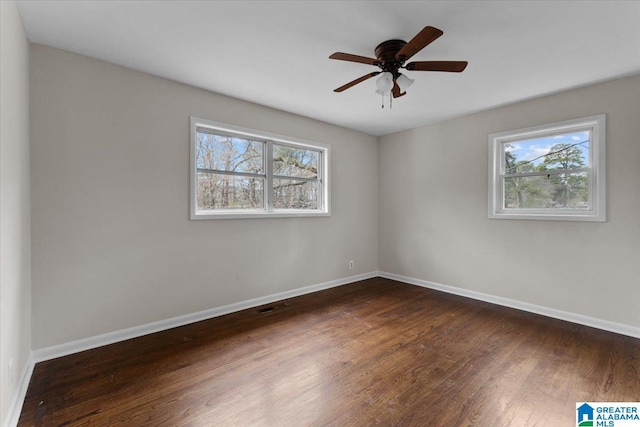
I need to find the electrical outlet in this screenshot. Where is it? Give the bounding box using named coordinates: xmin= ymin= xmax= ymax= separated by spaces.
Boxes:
xmin=349 ymin=260 xmax=354 ymax=269
xmin=8 ymin=358 xmax=14 ymax=386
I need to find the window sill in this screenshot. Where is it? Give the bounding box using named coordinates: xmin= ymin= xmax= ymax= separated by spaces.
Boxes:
xmin=191 ymin=210 xmax=331 ymax=220
xmin=489 ymin=210 xmax=605 ymax=222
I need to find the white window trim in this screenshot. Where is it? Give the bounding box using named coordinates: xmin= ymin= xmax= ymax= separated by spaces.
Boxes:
xmin=488 ymin=114 xmax=606 ymax=222
xmin=190 ymin=117 xmax=331 ymax=220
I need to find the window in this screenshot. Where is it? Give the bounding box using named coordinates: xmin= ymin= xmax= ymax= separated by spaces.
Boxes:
xmin=488 ymin=114 xmax=605 ymax=221
xmin=190 ymin=117 xmax=330 ymax=219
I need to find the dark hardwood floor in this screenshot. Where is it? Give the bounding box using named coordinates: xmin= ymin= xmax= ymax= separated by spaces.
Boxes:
xmin=19 ymin=278 xmax=640 ymax=426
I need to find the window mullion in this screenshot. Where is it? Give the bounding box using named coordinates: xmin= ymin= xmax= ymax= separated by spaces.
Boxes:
xmin=266 ymin=140 xmax=273 ymax=212
xmin=272 ymin=175 xmax=318 ymax=182
xmin=317 ymin=151 xmax=323 ymax=211
xmin=197 ymin=168 xmax=264 ymax=179
xmin=503 ymin=168 xmax=590 ymax=179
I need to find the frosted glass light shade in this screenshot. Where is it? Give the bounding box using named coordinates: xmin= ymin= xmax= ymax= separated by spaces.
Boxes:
xmin=375 ymin=72 xmax=393 ymax=94
xmin=396 ymin=73 xmax=414 ymax=92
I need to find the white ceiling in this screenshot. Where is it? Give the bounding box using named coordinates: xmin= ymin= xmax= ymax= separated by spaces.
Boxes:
xmin=16 ymin=1 xmax=640 ymax=136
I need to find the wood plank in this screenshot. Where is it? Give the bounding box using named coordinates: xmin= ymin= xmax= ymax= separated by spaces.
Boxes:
xmin=18 ymin=278 xmax=640 ymax=426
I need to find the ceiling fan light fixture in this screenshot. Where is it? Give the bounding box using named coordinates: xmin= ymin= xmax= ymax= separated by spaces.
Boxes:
xmin=396 ymin=73 xmax=414 ymax=92
xmin=329 ymin=26 xmax=467 ymax=106
xmin=375 ymin=72 xmax=393 ymax=94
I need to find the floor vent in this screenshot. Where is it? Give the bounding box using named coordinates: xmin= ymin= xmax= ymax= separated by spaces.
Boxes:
xmin=257 ymin=303 xmax=289 ymax=314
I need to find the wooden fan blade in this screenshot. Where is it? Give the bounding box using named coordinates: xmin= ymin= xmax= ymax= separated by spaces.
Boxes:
xmin=395 ymin=26 xmax=443 ymax=62
xmin=329 ymin=52 xmax=379 ymax=66
xmin=391 ymin=80 xmax=406 ymax=98
xmin=334 ymin=72 xmax=381 ymax=92
xmin=405 ymin=61 xmax=468 ymax=72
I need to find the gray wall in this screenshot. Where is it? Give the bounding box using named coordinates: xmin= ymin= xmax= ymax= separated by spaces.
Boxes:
xmin=15 ymin=24 xmax=640 ymax=377
xmin=30 ymin=45 xmax=379 ymax=349
xmin=379 ymin=74 xmax=640 ymax=328
xmin=0 ymin=0 xmax=32 ymax=422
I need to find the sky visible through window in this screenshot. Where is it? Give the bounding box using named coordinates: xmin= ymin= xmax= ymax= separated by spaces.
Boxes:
xmin=502 ymin=130 xmax=591 ymax=210
xmin=489 ymin=114 xmax=605 ymax=220
xmin=504 ymin=130 xmax=590 ymax=172
xmin=196 ymin=134 xmax=264 ymax=173
xmin=196 ymin=130 xmax=321 ymax=211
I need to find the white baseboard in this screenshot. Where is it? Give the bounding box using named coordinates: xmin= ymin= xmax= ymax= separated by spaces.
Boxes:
xmin=379 ymin=271 xmax=640 ymax=339
xmin=3 ymin=353 xmax=35 ymax=427
xmin=0 ymin=272 xmax=377 ymax=427
xmin=32 ymin=271 xmax=378 ymax=363
xmin=7 ymin=270 xmax=637 ymax=427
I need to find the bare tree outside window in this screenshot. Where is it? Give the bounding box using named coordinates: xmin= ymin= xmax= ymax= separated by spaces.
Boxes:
xmin=273 ymin=144 xmax=319 ymax=209
xmin=196 ymin=133 xmax=264 ymax=210
xmin=191 ymin=118 xmax=329 ymax=219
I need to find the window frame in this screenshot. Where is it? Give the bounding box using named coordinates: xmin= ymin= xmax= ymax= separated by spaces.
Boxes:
xmin=190 ymin=117 xmax=330 ymax=220
xmin=488 ymin=114 xmax=606 ymax=222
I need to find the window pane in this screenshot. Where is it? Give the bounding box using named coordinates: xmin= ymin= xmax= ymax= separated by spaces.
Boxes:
xmin=504 ymin=131 xmax=590 ymax=174
xmin=273 ymin=179 xmax=319 ymax=209
xmin=197 ymin=173 xmax=264 ymax=210
xmin=273 ymin=144 xmax=318 ymax=178
xmin=504 ymin=172 xmax=589 ymax=210
xmin=197 ymin=131 xmax=263 ymax=174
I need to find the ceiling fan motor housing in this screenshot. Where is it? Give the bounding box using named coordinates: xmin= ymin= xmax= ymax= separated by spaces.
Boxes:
xmin=375 ymin=39 xmax=407 ymax=75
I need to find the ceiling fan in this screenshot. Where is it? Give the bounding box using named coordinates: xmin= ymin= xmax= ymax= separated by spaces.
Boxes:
xmin=329 ymin=26 xmax=468 ymax=104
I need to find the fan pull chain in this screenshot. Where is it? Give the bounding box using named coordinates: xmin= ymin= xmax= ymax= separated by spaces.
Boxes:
xmin=381 ymin=94 xmax=393 ymax=109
